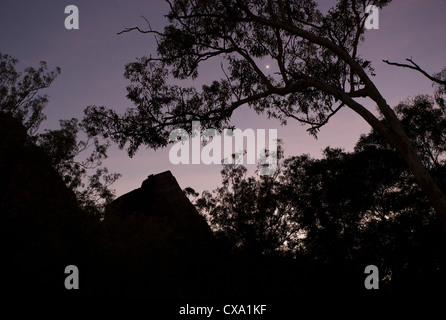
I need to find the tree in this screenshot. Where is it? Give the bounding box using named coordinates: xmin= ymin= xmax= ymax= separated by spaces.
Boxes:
xmin=0 ymin=52 xmax=120 ymax=211
xmin=0 ymin=52 xmax=59 ymax=135
xmin=36 ymin=119 xmax=121 ymax=212
xmin=196 ymin=161 xmax=300 ymax=256
xmin=195 ymin=96 xmax=446 ymax=290
xmin=383 ymin=59 xmax=446 ymax=121
xmin=394 ymin=96 xmax=446 ymax=171
xmin=83 ymin=0 xmax=446 ymax=232
xmin=434 ymin=67 xmax=446 ymax=110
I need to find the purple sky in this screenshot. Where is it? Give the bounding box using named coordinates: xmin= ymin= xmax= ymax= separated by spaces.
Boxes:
xmin=1 ymin=0 xmax=445 ymax=197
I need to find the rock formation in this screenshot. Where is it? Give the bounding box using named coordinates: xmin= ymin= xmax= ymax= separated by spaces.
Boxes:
xmin=95 ymin=171 xmax=224 ymax=299
xmin=0 ymin=111 xmax=225 ymax=300
xmin=106 ymin=171 xmax=214 ymax=241
xmin=0 ymin=112 xmax=87 ymax=299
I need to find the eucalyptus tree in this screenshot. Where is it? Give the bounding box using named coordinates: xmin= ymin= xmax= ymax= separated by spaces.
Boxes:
xmin=83 ymin=0 xmax=446 ymax=231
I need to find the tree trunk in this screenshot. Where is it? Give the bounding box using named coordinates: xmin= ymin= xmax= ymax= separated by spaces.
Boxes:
xmin=344 ymin=94 xmax=446 ymax=234
xmin=370 ymin=95 xmax=446 ymax=234
xmin=391 ymin=133 xmax=446 ymax=234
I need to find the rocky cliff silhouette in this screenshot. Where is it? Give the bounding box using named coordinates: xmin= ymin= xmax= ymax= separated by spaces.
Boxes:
xmin=98 ymin=171 xmax=223 ymax=299
xmin=0 ymin=112 xmax=369 ymax=302
xmin=106 ymin=170 xmax=214 ymax=243
xmin=0 ymin=112 xmax=224 ymax=300
xmin=0 ymin=112 xmax=88 ymax=298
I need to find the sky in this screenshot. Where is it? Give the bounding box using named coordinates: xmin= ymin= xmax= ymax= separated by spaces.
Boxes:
xmin=1 ymin=0 xmax=445 ymax=197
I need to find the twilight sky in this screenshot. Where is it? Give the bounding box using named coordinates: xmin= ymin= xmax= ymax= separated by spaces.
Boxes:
xmin=1 ymin=0 xmax=445 ymax=197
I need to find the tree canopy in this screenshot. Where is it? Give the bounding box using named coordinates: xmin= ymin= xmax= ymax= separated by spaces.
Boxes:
xmin=82 ymin=0 xmax=446 ymax=231
xmin=194 ymin=94 xmax=446 ymax=291
xmin=84 ymin=0 xmax=392 ymax=151
xmin=0 ymin=52 xmax=120 ymax=212
xmin=0 ymin=52 xmax=59 ymax=135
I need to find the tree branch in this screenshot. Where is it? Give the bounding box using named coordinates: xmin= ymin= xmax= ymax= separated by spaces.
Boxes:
xmin=117 ymin=15 xmax=164 ymax=37
xmin=383 ymin=58 xmax=446 ymax=86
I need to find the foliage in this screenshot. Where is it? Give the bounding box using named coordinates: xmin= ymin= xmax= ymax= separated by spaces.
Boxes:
xmin=194 ymin=94 xmax=446 ymax=290
xmin=196 ymin=162 xmax=300 ymax=256
xmin=434 ymin=66 xmax=446 ymax=110
xmin=0 ymin=52 xmax=120 ymax=211
xmin=81 ymin=1 xmax=446 ymax=232
xmin=0 ymin=52 xmax=60 ymax=135
xmin=36 ymin=119 xmax=121 ymax=212
xmin=83 ymin=0 xmax=393 ymax=155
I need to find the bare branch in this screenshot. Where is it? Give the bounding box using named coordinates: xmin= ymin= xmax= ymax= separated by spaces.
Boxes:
xmin=117 ymin=15 xmax=164 ymax=36
xmin=383 ymin=58 xmax=446 ymax=86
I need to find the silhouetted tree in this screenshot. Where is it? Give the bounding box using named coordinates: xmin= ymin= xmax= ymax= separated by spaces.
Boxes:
xmin=0 ymin=52 xmax=120 ymax=211
xmin=37 ymin=119 xmax=121 ymax=212
xmin=434 ymin=66 xmax=446 ymax=110
xmin=196 ymin=159 xmax=300 ymax=256
xmin=195 ymin=94 xmax=446 ymax=291
xmin=83 ymin=0 xmax=446 ymax=232
xmin=0 ymin=52 xmax=59 ymax=134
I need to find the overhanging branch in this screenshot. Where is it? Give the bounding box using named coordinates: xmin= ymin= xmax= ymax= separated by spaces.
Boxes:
xmin=383 ymin=58 xmax=446 ymax=86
